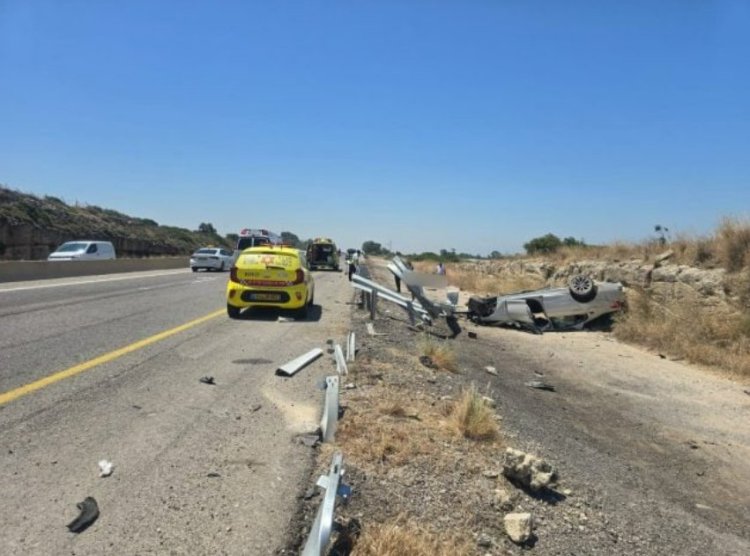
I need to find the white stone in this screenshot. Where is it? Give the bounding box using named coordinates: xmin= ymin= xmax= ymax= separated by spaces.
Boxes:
xmin=504 ymin=512 xmax=533 ymax=544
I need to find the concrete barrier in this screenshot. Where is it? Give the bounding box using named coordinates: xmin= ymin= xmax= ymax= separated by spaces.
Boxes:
xmin=0 ymin=257 xmax=190 ymax=283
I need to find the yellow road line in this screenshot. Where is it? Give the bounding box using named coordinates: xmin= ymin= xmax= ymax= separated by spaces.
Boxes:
xmin=0 ymin=308 xmax=225 ymax=407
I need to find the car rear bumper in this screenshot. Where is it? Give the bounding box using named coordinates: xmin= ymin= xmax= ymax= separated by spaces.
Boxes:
xmin=226 ymin=282 xmax=308 ymax=309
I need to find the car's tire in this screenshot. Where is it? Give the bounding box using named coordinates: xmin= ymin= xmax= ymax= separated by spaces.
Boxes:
xmin=227 ymin=304 xmax=241 ymax=319
xmin=568 ymin=274 xmax=597 ymax=302
xmin=192 ymin=267 xmax=198 ymax=272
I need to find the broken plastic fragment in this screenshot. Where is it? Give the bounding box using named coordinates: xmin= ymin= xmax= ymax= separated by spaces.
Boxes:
xmin=66 ymin=497 xmax=99 ymax=533
xmin=525 ymin=380 xmax=555 ymax=392
xmin=199 ymin=376 xmax=215 ymax=385
xmin=98 ymin=459 xmax=114 ymax=477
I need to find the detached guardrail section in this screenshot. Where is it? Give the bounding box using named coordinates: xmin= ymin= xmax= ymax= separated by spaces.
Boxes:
xmin=302 ymin=452 xmax=351 ymax=556
xmin=352 ymin=256 xmax=463 ymax=336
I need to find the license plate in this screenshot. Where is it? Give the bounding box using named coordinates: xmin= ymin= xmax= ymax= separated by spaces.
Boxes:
xmin=251 ymin=293 xmax=281 ymax=301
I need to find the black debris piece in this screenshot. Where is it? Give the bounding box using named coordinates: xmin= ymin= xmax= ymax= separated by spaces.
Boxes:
xmin=66 ymin=497 xmax=99 ymax=533
xmin=525 ymin=380 xmax=556 ymax=392
xmin=199 ymin=376 xmax=215 ymax=385
xmin=468 ymin=331 xmax=478 ymax=339
xmin=251 ymin=403 xmax=262 ymax=412
xmin=207 ymin=472 xmax=221 ymax=478
xmin=419 ymin=355 xmax=437 ymax=369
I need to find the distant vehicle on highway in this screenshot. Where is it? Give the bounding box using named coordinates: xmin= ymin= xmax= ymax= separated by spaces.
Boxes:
xmin=190 ymin=247 xmax=234 ymax=272
xmin=47 ymin=241 xmax=116 ymax=261
xmin=226 ymin=245 xmax=315 ymax=320
xmin=306 ymin=237 xmax=340 ymax=271
xmin=232 ymin=228 xmax=283 ymax=262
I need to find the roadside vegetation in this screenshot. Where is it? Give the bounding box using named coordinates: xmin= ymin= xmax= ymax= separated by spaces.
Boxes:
xmin=0 ymin=185 xmax=316 ymax=259
xmin=313 ymin=328 xmax=504 ymax=554
xmin=353 ymin=517 xmax=473 ymax=556
xmin=425 ymin=219 xmax=750 ymax=377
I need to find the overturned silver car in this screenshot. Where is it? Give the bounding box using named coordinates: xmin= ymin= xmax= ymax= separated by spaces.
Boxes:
xmin=467 ymin=275 xmax=625 ymax=332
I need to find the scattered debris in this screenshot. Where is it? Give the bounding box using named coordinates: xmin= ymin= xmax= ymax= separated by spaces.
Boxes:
xmin=277 ymin=316 xmax=295 ymax=323
xmin=468 ymin=331 xmax=478 ymax=339
xmin=476 ymin=533 xmax=493 ymax=548
xmin=98 ymin=459 xmax=114 ymax=477
xmin=485 ymin=365 xmax=498 ymax=376
xmin=483 ymin=469 xmax=500 ymax=479
xmin=502 ymin=448 xmax=557 ymax=492
xmin=658 ymin=353 xmax=667 ymax=359
xmin=199 ymin=376 xmax=215 ymax=385
xmin=493 ymin=488 xmax=514 ymax=511
xmin=66 ymin=497 xmax=100 ymax=533
xmin=687 ymin=440 xmax=700 ymax=450
xmin=251 ymin=403 xmax=262 ymax=412
xmin=419 ymin=355 xmax=437 ymax=369
xmin=743 ymin=389 xmax=750 ymax=396
xmin=525 ymin=380 xmax=555 ymax=392
xmin=207 ymin=472 xmax=221 ymax=478
xmin=302 ymin=487 xmax=320 ymax=500
xmin=131 ymin=404 xmax=142 ymax=410
xmin=482 ymin=396 xmax=497 ymax=409
xmin=504 ymin=512 xmax=533 ymax=544
xmin=276 ymin=348 xmax=324 ymax=377
xmin=299 ymin=434 xmax=321 ymax=447
xmin=344 ymin=383 xmax=357 ymax=390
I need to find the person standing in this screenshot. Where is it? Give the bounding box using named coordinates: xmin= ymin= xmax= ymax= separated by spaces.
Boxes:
xmin=348 ymin=251 xmax=359 ymax=281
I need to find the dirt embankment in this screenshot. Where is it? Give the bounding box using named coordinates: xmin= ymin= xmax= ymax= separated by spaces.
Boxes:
xmin=284 ymin=258 xmax=750 ymax=555
xmin=0 ymin=186 xmax=229 ymax=259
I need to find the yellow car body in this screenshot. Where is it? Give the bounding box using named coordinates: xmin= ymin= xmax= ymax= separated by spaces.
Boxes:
xmin=226 ymin=246 xmax=315 ymax=319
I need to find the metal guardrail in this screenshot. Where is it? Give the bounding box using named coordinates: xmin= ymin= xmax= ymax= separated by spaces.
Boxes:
xmin=302 ymin=452 xmax=351 ymax=556
xmin=275 ymin=348 xmax=323 ymax=377
xmin=346 ymin=332 xmax=356 ymax=362
xmin=333 ymin=344 xmax=348 ymax=375
xmin=320 ymin=375 xmax=339 ymax=443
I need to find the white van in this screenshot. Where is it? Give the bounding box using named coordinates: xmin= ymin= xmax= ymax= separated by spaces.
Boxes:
xmin=47 ymin=241 xmax=116 ymax=261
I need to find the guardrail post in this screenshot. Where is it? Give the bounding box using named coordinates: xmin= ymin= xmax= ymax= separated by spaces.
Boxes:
xmin=346 ymin=332 xmax=356 ymax=362
xmin=334 ymin=344 xmax=348 ymax=375
xmin=370 ymin=290 xmax=377 ymax=320
xmin=301 ymin=452 xmax=349 ymax=556
xmin=320 ymin=376 xmax=339 ymax=442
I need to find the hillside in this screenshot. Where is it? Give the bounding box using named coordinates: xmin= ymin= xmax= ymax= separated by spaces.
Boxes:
xmin=0 ymin=186 xmax=230 ymax=260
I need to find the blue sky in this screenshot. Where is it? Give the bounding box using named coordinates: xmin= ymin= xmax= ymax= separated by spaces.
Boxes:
xmin=1 ymin=1 xmax=749 ymax=255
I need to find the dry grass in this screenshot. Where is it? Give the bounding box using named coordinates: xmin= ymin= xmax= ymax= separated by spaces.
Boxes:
xmin=417 ymin=335 xmax=458 ymax=372
xmin=332 ymin=394 xmax=445 ymax=469
xmin=614 ymin=287 xmax=750 ymax=376
xmin=352 ymin=517 xmax=473 ymax=556
xmin=449 ymin=384 xmax=500 ymax=441
xmin=445 ymin=264 xmax=546 ymax=295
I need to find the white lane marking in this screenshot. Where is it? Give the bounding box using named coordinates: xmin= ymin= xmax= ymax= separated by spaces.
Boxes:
xmin=0 ymin=269 xmax=191 ymax=293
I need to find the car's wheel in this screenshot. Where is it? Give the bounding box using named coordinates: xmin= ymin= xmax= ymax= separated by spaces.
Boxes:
xmin=192 ymin=267 xmax=198 ymax=272
xmin=227 ymin=304 xmax=241 ymax=319
xmin=568 ymin=274 xmax=597 ymax=302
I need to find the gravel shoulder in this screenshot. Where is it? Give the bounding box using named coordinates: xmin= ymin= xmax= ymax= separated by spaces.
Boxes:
xmin=290 ymin=258 xmax=750 ymax=555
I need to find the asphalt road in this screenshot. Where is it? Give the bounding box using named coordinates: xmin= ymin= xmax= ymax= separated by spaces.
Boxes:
xmin=0 ymin=268 xmax=354 ymax=555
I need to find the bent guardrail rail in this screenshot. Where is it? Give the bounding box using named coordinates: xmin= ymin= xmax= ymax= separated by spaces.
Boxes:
xmin=302 ymin=452 xmax=351 ymax=556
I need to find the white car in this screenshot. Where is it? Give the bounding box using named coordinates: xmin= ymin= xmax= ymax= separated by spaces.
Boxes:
xmin=48 ymin=241 xmax=116 ymax=261
xmin=190 ymin=247 xmax=234 ymax=272
xmin=467 ymin=275 xmax=626 ymax=332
